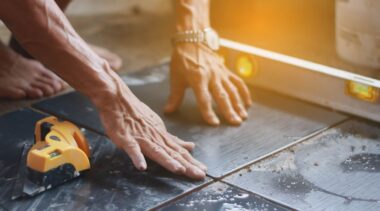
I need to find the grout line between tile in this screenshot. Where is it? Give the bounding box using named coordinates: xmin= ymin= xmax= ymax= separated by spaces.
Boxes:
xmin=218 ymin=180 xmax=297 ymax=210
xmin=149 ymin=179 xmax=216 ymax=211
xmin=211 ymin=117 xmax=351 ymax=180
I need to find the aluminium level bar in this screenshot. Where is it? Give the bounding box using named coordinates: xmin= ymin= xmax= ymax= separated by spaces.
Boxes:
xmin=220 ymin=38 xmax=380 ymax=88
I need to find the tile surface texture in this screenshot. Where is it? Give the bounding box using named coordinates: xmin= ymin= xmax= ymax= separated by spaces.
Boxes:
xmin=158 ymin=182 xmax=291 ymax=211
xmin=224 ymin=119 xmax=380 ymax=211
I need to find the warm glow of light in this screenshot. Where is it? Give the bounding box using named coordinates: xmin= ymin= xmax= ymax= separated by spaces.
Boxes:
xmin=236 ymin=55 xmax=255 ymax=78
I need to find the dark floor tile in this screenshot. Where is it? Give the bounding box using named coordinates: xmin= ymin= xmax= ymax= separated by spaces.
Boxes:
xmin=0 ymin=109 xmax=46 ymax=184
xmin=224 ymin=119 xmax=380 ymax=211
xmin=0 ymin=109 xmax=208 ymax=211
xmin=33 ymin=64 xmax=347 ymax=178
xmin=157 ymin=182 xmax=291 ymax=211
xmin=34 ymin=92 xmax=105 ymax=135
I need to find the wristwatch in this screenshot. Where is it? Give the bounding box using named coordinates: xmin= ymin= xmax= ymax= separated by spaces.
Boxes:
xmin=172 ymin=28 xmax=220 ymax=51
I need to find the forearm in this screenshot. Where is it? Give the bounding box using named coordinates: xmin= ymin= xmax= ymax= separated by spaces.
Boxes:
xmin=175 ymin=0 xmax=210 ymax=31
xmin=0 ymin=0 xmax=115 ymax=98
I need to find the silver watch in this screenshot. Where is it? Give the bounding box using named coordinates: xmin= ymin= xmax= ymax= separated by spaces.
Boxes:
xmin=172 ymin=28 xmax=220 ymax=50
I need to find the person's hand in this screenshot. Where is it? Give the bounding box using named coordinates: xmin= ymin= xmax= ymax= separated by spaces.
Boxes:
xmin=165 ymin=43 xmax=253 ymax=126
xmin=92 ymin=69 xmax=207 ymax=180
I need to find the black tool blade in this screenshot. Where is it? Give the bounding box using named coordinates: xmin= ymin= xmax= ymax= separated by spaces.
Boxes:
xmin=11 ymin=143 xmax=31 ymax=200
xmin=11 ymin=144 xmax=82 ymax=199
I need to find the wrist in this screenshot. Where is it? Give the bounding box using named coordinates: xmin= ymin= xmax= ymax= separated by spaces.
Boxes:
xmin=172 ymin=27 xmax=220 ymax=51
xmin=82 ymin=65 xmax=138 ymax=113
xmin=77 ymin=62 xmax=121 ymax=104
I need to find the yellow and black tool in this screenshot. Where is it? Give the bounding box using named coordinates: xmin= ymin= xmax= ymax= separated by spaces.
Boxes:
xmin=13 ymin=116 xmax=91 ymax=198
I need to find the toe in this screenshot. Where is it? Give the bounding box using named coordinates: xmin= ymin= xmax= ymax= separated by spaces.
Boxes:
xmin=38 ymin=76 xmax=63 ymax=93
xmin=0 ymin=87 xmax=26 ymax=100
xmin=26 ymin=87 xmax=44 ymax=99
xmin=32 ymin=81 xmax=55 ymax=96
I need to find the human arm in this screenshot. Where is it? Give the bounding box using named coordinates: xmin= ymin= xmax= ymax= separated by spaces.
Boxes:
xmin=165 ymin=0 xmax=253 ymax=126
xmin=0 ymin=0 xmax=206 ymax=179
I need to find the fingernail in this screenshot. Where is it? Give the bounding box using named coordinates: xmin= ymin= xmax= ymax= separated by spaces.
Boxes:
xmin=240 ymin=109 xmax=248 ymax=119
xmin=138 ymin=162 xmax=147 ymax=171
xmin=194 ymin=168 xmax=206 ymax=178
xmin=232 ymin=116 xmax=242 ymax=125
xmin=207 ymin=114 xmax=220 ymax=126
xmin=211 ymin=117 xmax=220 ymax=125
xmin=248 ymin=99 xmax=253 ymax=106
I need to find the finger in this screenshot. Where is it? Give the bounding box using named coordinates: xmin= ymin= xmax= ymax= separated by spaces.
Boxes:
xmin=164 ymin=81 xmax=186 ymax=113
xmin=159 ymin=135 xmax=206 ymax=179
xmin=210 ymin=81 xmax=242 ymax=125
xmin=166 ymin=135 xmax=207 ymax=172
xmin=192 ymin=81 xmax=220 ymax=126
xmin=119 ymin=138 xmax=147 ymax=171
xmin=222 ymin=80 xmax=248 ymax=120
xmin=139 ymin=138 xmax=186 ymax=174
xmin=229 ymin=74 xmax=253 ymax=107
xmin=170 ymin=134 xmax=195 ymax=151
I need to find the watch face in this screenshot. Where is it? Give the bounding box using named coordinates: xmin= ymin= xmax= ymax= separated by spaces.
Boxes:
xmin=205 ymin=30 xmax=220 ymax=50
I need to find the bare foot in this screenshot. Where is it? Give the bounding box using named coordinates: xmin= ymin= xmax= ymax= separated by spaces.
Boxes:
xmin=0 ymin=43 xmax=65 ymax=99
xmin=90 ymin=45 xmax=123 ymax=71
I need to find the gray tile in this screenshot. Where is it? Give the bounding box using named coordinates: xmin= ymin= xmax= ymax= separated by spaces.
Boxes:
xmin=158 ymin=182 xmax=292 ymax=211
xmin=224 ymin=119 xmax=380 ymax=211
xmin=0 ymin=109 xmax=208 ymax=211
xmin=33 ymin=64 xmax=347 ymax=178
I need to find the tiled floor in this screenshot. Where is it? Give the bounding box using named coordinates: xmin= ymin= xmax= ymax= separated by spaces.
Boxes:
xmin=6 ymin=64 xmax=380 ymax=210
xmin=157 ymin=182 xmax=292 ymax=211
xmin=224 ymin=119 xmax=380 ymax=211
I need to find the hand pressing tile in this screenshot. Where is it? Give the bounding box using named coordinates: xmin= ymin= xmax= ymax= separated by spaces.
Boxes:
xmin=0 ymin=109 xmax=209 ymax=210
xmin=33 ymin=63 xmax=347 ymax=178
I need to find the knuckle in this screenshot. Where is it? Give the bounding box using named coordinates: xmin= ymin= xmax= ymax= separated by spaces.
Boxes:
xmin=152 ymin=145 xmax=163 ymax=153
xmin=178 ymin=148 xmax=188 ymax=156
xmin=236 ymin=77 xmax=245 ymax=84
xmin=217 ymin=91 xmax=228 ymax=100
xmin=199 ymin=95 xmax=211 ymax=106
xmin=170 ymin=152 xmax=181 ymax=160
xmin=124 ymin=141 xmax=139 ymax=149
xmin=190 ymin=70 xmax=204 ymax=80
xmin=229 ymin=82 xmax=239 ymax=92
xmin=173 ymin=166 xmax=184 ymax=173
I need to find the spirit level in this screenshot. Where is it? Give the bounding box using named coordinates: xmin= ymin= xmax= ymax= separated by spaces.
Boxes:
xmin=221 ymin=38 xmax=380 ymax=122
